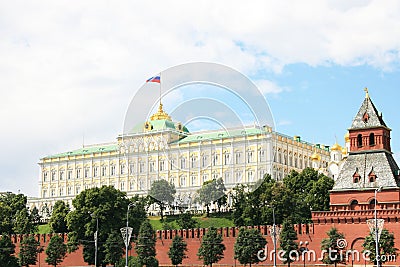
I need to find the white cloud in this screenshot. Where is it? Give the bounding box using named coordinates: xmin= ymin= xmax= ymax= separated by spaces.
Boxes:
xmin=1 ymin=0 xmax=400 ymax=195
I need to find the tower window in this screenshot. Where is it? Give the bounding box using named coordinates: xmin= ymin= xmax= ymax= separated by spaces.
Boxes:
xmin=350 ymin=199 xmax=358 ymax=210
xmin=363 ymin=112 xmax=369 ymax=123
xmin=368 ymin=170 xmax=377 ymax=182
xmin=353 ymin=172 xmax=361 ymax=183
xmin=369 ymin=133 xmax=375 ymax=146
xmin=357 ymin=134 xmax=363 ymax=147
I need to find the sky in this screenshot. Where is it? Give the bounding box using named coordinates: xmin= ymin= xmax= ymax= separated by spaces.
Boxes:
xmin=1 ymin=0 xmax=400 ymax=197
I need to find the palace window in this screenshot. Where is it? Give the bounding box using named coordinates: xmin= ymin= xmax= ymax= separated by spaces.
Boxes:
xmin=248 ymin=171 xmax=254 ymax=182
xmin=191 ymin=157 xmax=196 ymax=168
xmin=180 ymin=176 xmax=186 ymax=186
xmin=212 ymin=154 xmax=218 ymax=166
xmin=51 ymin=171 xmax=56 ymax=181
xmin=43 ymin=171 xmax=48 ymax=182
xmin=76 ymin=186 xmax=80 ymax=194
xmin=110 ymin=165 xmax=115 ymax=176
xmin=259 ymin=150 xmax=265 ymax=162
xmin=129 ymin=163 xmax=135 ymax=174
xmin=120 ymin=181 xmax=125 ymax=191
xmin=51 ymin=189 xmax=55 ymax=197
xmin=202 ymin=155 xmax=207 ymax=167
xmin=159 ymin=161 xmax=165 ymax=171
xmin=223 ymin=153 xmax=230 ymax=165
xmin=224 ymin=172 xmax=231 ymax=184
xmin=170 ymin=159 xmax=175 ymax=170
xmin=42 ymin=190 xmax=47 ymax=198
xmin=120 ymin=164 xmax=126 ymax=175
xmin=130 ymin=180 xmax=134 ymax=190
xmin=68 ymin=170 xmax=72 ymax=180
xmin=84 ymin=168 xmax=90 ymax=178
xmin=59 ymin=170 xmax=64 ymax=180
xmin=67 ymin=187 xmax=72 ymax=195
xmin=93 ymin=167 xmax=98 ymax=177
xmin=180 ymin=158 xmax=186 ymax=169
xmin=139 ymin=162 xmax=145 ymax=173
xmin=191 ymin=175 xmax=196 ymax=186
xmin=235 ymin=171 xmax=242 ymax=182
xmin=235 ymin=153 xmax=241 ymax=164
xmin=149 ymin=162 xmax=155 ymax=172
xmin=101 ymin=166 xmax=107 ymax=176
xmin=202 ymin=174 xmax=208 ymax=184
xmin=247 ymin=151 xmax=253 ymax=163
xmin=76 ymin=169 xmax=81 ymax=179
xmin=59 ymin=187 xmax=64 ymax=196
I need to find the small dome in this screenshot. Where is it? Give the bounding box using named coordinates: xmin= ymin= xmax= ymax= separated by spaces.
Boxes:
xmin=341 ymin=147 xmax=348 ymax=155
xmin=331 ymin=143 xmax=342 ymax=151
xmin=344 ymin=132 xmax=350 ymax=142
xmin=311 ymin=152 xmax=321 ymax=161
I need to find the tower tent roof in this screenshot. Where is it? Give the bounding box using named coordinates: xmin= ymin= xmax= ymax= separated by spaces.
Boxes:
xmin=349 ymin=92 xmax=388 ymax=130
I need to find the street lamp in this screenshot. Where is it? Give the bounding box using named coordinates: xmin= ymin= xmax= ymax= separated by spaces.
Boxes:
xmin=374 ymin=186 xmax=382 ymax=267
xmin=91 ymin=213 xmax=99 ymax=267
xmin=125 ymin=202 xmax=135 ymax=267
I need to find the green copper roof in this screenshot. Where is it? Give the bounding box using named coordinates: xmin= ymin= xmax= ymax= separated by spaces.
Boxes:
xmin=130 ymin=120 xmax=189 ymax=133
xmin=43 ymin=144 xmax=118 ymax=159
xmin=174 ymin=127 xmax=265 ymax=144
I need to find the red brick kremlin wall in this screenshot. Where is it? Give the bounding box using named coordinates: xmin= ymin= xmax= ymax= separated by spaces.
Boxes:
xmin=11 ymin=218 xmax=400 ymax=267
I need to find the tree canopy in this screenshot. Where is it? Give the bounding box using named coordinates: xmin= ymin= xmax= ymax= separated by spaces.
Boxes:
xmin=197 ymin=227 xmax=226 ymax=267
xmin=362 ymin=228 xmax=397 ymax=265
xmin=279 ymin=219 xmax=298 ymax=267
xmin=234 ymin=227 xmax=267 ymax=267
xmin=136 ymin=220 xmax=158 ymax=267
xmin=45 ymin=235 xmax=67 ymax=267
xmin=168 ymin=235 xmax=187 ymax=266
xmin=19 ymin=235 xmax=41 ymax=267
xmin=197 ymin=178 xmax=226 ymax=217
xmin=66 ymin=186 xmax=147 ymax=266
xmin=49 ymin=200 xmax=70 ymax=233
xmin=149 ymin=179 xmax=176 ymax=220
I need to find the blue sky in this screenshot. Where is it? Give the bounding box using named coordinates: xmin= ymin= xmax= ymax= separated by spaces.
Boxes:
xmin=1 ymin=1 xmax=400 ymax=196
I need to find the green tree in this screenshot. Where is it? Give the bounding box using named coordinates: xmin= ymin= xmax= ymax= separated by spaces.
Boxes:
xmin=30 ymin=206 xmax=42 ymax=225
xmin=19 ymin=235 xmax=41 ymax=267
xmin=279 ymin=219 xmax=298 ymax=267
xmin=197 ymin=178 xmax=225 ymax=217
xmin=49 ymin=201 xmax=70 ymax=233
xmin=14 ymin=208 xmax=36 ymax=234
xmin=320 ymin=227 xmax=346 ymax=267
xmin=149 ymin=179 xmax=176 ymax=220
xmin=168 ymin=235 xmax=187 ymax=266
xmin=0 ymin=234 xmax=19 ymax=267
xmin=177 ymin=212 xmax=198 ymax=229
xmin=231 ymin=184 xmax=248 ymax=226
xmin=197 ymin=227 xmax=226 ymax=267
xmin=66 ymin=186 xmax=147 ymax=266
xmin=136 ymin=220 xmax=158 ymax=267
xmin=306 ymin=175 xmax=334 ymax=211
xmin=362 ymin=228 xmax=397 ymax=265
xmin=104 ymin=230 xmax=125 ymax=267
xmin=45 ymin=235 xmax=67 ymax=267
xmin=234 ymin=227 xmax=267 ymax=267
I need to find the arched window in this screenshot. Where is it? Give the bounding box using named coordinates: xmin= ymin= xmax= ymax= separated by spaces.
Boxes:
xmin=353 ymin=172 xmax=361 ymax=183
xmin=369 ymin=133 xmax=375 ymax=146
xmin=350 ymin=200 xmax=358 ymax=210
xmin=357 ymin=134 xmax=363 ymax=147
xmin=369 ymin=199 xmax=377 ymax=210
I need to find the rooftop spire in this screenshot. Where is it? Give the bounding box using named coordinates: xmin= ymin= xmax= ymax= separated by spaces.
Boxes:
xmin=364 ymin=87 xmax=369 ymax=98
xmin=150 ymin=102 xmax=172 ymax=121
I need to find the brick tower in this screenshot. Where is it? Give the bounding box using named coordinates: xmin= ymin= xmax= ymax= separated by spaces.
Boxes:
xmin=319 ymin=89 xmax=400 ymax=221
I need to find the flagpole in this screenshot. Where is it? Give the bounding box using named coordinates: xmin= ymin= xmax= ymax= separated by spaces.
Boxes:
xmin=159 ymin=73 xmax=162 ymax=106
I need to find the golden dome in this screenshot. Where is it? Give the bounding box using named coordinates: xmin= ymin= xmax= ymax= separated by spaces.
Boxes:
xmin=344 ymin=132 xmax=350 ymax=142
xmin=311 ymin=152 xmax=321 ymax=161
xmin=331 ymin=143 xmax=342 ymax=151
xmin=341 ymin=147 xmax=348 ymax=155
xmin=150 ymin=102 xmax=171 ymax=121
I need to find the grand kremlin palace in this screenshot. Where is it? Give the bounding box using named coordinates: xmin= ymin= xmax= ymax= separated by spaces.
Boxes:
xmin=28 ymin=102 xmax=342 ymax=216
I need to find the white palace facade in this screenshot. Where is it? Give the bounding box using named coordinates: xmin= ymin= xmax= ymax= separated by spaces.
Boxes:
xmin=28 ymin=103 xmax=338 ymax=216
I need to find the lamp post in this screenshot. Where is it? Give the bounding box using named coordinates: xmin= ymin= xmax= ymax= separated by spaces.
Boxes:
xmin=272 ymin=206 xmax=277 ymax=267
xmin=91 ymin=213 xmax=99 ymax=267
xmin=374 ymin=186 xmax=382 ymax=267
xmin=125 ymin=202 xmax=135 ymax=267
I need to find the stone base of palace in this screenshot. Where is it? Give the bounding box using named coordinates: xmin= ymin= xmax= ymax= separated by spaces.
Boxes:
xmin=10 ymin=211 xmax=400 ymax=267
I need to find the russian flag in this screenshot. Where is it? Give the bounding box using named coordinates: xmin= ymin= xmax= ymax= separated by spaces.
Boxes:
xmin=146 ymin=76 xmax=161 ymax=83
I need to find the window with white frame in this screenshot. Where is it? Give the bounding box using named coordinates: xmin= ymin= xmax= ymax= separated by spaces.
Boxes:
xmin=68 ymin=170 xmax=72 ymax=180
xmin=180 ymin=157 xmax=186 ymax=169
xmin=43 ymin=171 xmax=48 ymax=181
xmin=130 ymin=180 xmax=134 ymax=190
xmin=59 ymin=187 xmax=64 ymax=196
xmin=247 ymin=151 xmax=253 ymax=163
xmin=84 ymin=167 xmax=90 ymax=178
xmin=149 ymin=162 xmax=155 ymax=172
xmin=51 ymin=171 xmax=56 ymax=181
xmin=212 ymin=154 xmax=218 ymax=166
xmin=202 ymin=155 xmax=207 ymax=167
xmin=224 ymin=153 xmax=230 ymax=165
xmin=235 ymin=171 xmax=242 ymax=182
xmin=102 ymin=166 xmax=107 ymax=176
xmin=139 ymin=162 xmax=145 ymax=173
xmin=51 ymin=189 xmax=55 ymax=197
xmin=67 ymin=186 xmax=72 ymax=195
xmin=191 ymin=175 xmax=196 ymax=186
xmin=120 ymin=164 xmax=126 ymax=175
xmin=191 ymin=157 xmax=196 ymax=168
xmin=42 ymin=190 xmax=47 ymax=198
xmin=259 ymin=150 xmax=265 ymax=162
xmin=159 ymin=161 xmax=165 ymax=171
xmin=235 ymin=153 xmax=241 ymax=164
xmin=59 ymin=170 xmax=64 ymax=180
xmin=120 ymin=181 xmax=125 ymax=191
xmin=76 ymin=169 xmax=81 ymax=179
xmin=248 ymin=171 xmax=254 ymax=182
xmin=76 ymin=186 xmax=80 ymax=194
xmin=111 ymin=165 xmax=116 ymax=176
xmin=224 ymin=172 xmax=231 ymax=184
xmin=129 ymin=163 xmax=134 ymax=174
xmin=93 ymin=167 xmax=98 ymax=177
xmin=180 ymin=176 xmax=186 ymax=186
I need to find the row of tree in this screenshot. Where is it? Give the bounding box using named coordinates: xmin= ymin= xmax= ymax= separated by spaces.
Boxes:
xmin=232 ymin=168 xmax=334 ymax=226
xmin=0 ymin=234 xmax=66 ymax=267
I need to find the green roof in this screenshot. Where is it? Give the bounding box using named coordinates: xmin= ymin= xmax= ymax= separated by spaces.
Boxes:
xmin=130 ymin=120 xmax=189 ymax=133
xmin=174 ymin=127 xmax=265 ymax=144
xmin=43 ymin=144 xmax=118 ymax=159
